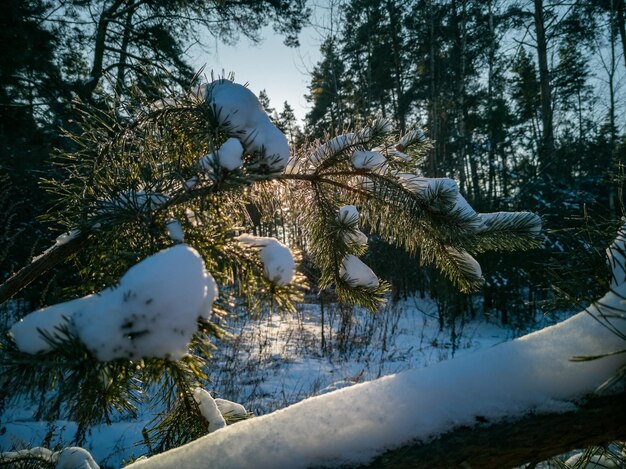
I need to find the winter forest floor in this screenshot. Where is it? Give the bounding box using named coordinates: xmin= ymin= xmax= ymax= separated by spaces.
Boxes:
xmin=0 ymin=296 xmax=621 ymax=468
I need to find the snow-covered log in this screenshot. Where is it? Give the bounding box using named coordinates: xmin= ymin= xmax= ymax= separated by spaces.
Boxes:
xmin=126 ymin=289 xmax=626 ymax=468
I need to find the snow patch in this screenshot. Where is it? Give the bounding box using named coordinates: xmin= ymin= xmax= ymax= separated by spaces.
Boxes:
xmin=338 ymin=205 xmax=367 ymax=246
xmin=10 ymin=245 xmax=217 ymax=361
xmin=338 ymin=205 xmax=358 ymax=224
xmin=0 ymin=446 xmax=99 ymax=469
xmin=56 ymin=447 xmax=100 ymax=469
xmin=165 ymin=219 xmax=184 ymax=242
xmin=208 ymin=80 xmax=290 ymax=170
xmin=340 ymin=255 xmax=379 ymax=288
xmin=193 ymin=388 xmax=227 ymax=433
xmin=198 ymin=138 xmax=244 ymax=172
xmin=55 ymin=229 xmax=80 ymax=246
xmin=351 ymin=150 xmax=387 ymax=173
xmin=236 ymin=235 xmax=296 ymax=286
xmin=215 ymin=399 xmax=247 ymax=418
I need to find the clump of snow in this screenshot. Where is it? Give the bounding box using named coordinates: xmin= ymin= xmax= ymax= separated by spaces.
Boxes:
xmin=198 ymin=138 xmax=244 ymax=172
xmin=245 ymin=122 xmax=291 ymax=170
xmin=11 ymin=245 xmax=217 ymax=361
xmin=56 ymin=447 xmax=99 ymax=469
xmin=338 ymin=205 xmax=368 ymax=246
xmin=308 ymin=119 xmax=393 ymax=167
xmin=0 ymin=447 xmax=55 ymax=464
xmin=207 ymin=80 xmax=290 ymax=170
xmin=165 ymin=219 xmax=184 ymax=242
xmin=351 ymin=150 xmax=387 ymax=173
xmin=55 ymin=229 xmax=80 ymax=246
xmin=236 ymin=235 xmax=296 ymax=286
xmin=183 ymin=176 xmax=198 ymax=191
xmin=193 ymin=388 xmax=227 ymax=433
xmin=395 ymin=174 xmax=541 ymax=235
xmin=397 ymin=128 xmax=427 ymax=150
xmin=446 ymin=246 xmax=483 ymax=279
xmin=477 ymin=211 xmax=542 ymax=234
xmin=215 ymin=398 xmax=247 ymax=418
xmin=395 ymin=173 xmax=431 ymax=195
xmin=0 ymin=446 xmax=99 ymax=469
xmin=9 ymin=295 xmax=100 ymax=354
xmin=340 ymin=255 xmax=379 ymax=288
xmin=309 ymin=133 xmax=357 ymax=166
xmin=338 ymin=205 xmax=359 ymax=224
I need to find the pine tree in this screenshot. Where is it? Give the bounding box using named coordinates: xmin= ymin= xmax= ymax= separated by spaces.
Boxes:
xmin=0 ymin=77 xmax=541 ymax=464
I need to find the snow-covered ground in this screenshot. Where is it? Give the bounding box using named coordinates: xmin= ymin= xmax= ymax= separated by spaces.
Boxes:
xmin=0 ymin=295 xmax=570 ymax=468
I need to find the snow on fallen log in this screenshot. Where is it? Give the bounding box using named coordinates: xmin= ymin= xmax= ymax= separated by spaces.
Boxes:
xmin=127 ymin=230 xmax=626 ymax=469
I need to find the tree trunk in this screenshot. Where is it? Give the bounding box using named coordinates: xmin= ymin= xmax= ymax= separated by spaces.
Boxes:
xmin=386 ymin=0 xmax=406 ymax=132
xmin=616 ymin=0 xmax=626 ymax=74
xmin=428 ymin=0 xmax=439 ymax=177
xmin=486 ymin=0 xmax=497 ymax=206
xmin=533 ymin=0 xmax=555 ymax=171
xmin=114 ymin=6 xmax=136 ymax=109
xmin=77 ymin=0 xmax=126 ymax=101
xmin=363 ymin=392 xmax=626 ymax=468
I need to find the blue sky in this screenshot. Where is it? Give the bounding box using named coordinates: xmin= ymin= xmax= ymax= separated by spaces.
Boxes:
xmin=189 ymin=26 xmax=322 ymax=124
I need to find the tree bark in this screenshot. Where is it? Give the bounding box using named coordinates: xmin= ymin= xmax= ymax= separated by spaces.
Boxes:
xmin=533 ymin=0 xmax=555 ymax=171
xmin=363 ymin=392 xmax=626 ymax=468
xmin=114 ymin=5 xmax=136 ymax=108
xmin=76 ymin=0 xmax=126 ymax=101
xmin=0 ymin=233 xmax=88 ymax=305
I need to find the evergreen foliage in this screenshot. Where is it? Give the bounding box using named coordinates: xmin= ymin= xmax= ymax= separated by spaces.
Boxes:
xmin=0 ymin=76 xmax=542 ymax=456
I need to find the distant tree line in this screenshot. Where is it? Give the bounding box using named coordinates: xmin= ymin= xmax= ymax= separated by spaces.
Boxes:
xmin=304 ymin=0 xmax=626 ymax=325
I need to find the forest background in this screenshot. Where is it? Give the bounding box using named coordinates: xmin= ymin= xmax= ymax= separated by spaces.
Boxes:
xmin=0 ymin=0 xmax=625 ymax=465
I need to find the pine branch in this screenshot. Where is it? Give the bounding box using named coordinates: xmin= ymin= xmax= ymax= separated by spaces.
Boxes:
xmin=0 ymin=233 xmax=88 ymax=305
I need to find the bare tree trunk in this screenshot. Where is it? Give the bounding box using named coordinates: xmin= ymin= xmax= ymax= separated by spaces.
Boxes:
xmin=609 ymin=0 xmax=619 ymax=213
xmin=77 ymin=0 xmax=126 ymax=101
xmin=428 ymin=0 xmax=439 ymax=177
xmin=114 ymin=6 xmax=135 ymax=109
xmin=386 ymin=0 xmax=406 ymax=132
xmin=616 ymin=0 xmax=626 ymax=74
xmin=487 ymin=0 xmax=497 ymax=206
xmin=533 ymin=0 xmax=555 ymax=171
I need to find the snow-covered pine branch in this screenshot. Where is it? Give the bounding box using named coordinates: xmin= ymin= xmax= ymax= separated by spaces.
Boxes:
xmin=0 ymin=76 xmax=549 ymax=460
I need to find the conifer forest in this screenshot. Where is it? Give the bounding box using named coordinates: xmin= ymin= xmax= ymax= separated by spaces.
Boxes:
xmin=0 ymin=1 xmax=625 ymax=468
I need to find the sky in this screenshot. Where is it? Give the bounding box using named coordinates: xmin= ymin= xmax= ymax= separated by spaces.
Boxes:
xmin=188 ymin=26 xmax=323 ymax=124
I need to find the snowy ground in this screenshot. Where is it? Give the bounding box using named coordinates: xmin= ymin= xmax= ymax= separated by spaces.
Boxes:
xmin=0 ymin=296 xmax=573 ymax=467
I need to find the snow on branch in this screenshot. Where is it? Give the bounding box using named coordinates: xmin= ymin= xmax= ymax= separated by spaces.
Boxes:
xmin=126 ymin=230 xmax=626 ymax=469
xmin=236 ymin=234 xmax=296 ymax=286
xmin=308 ymin=118 xmax=393 ymax=168
xmin=207 ymin=79 xmax=290 ymax=171
xmin=9 ymin=245 xmax=218 ymax=361
xmin=0 ymin=446 xmax=99 ymax=468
